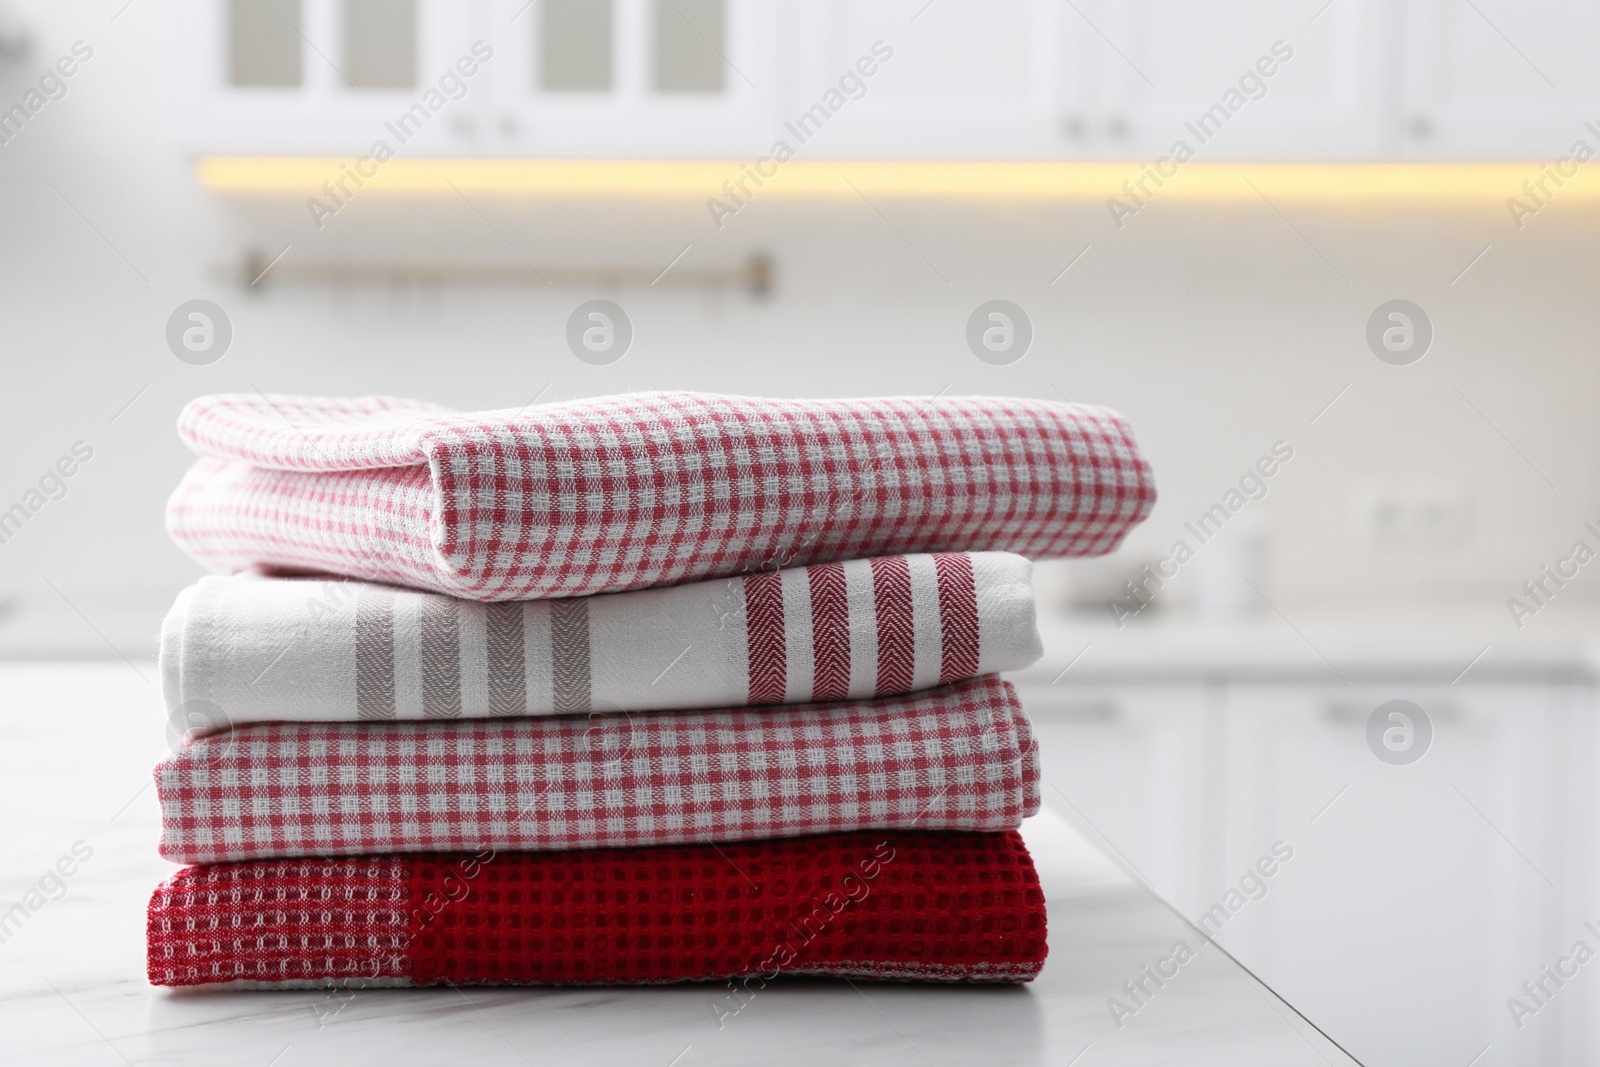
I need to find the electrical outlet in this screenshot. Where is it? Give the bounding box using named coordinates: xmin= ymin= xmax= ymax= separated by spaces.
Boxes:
xmin=1350 ymin=483 xmax=1474 ymax=548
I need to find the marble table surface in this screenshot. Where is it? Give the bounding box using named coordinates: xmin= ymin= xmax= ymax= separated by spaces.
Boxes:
xmin=0 ymin=662 xmax=1356 ymax=1066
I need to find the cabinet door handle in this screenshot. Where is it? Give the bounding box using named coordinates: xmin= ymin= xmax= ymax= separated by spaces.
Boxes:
xmin=1324 ymin=699 xmax=1458 ymax=723
xmin=1037 ymin=701 xmax=1120 ymax=722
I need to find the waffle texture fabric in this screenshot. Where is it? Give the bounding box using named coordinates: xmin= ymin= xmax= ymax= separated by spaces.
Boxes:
xmin=165 ymin=391 xmax=1157 ymax=600
xmin=161 ymin=552 xmax=1041 ymax=734
xmin=156 ymin=676 xmax=1040 ymax=864
xmin=147 ymin=830 xmax=1048 ymax=989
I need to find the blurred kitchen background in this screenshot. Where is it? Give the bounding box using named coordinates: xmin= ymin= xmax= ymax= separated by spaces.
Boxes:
xmin=4 ymin=1 xmax=1600 ymax=1064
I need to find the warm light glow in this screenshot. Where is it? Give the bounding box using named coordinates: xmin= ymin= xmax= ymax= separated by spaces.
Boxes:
xmin=194 ymin=157 xmax=1598 ymax=203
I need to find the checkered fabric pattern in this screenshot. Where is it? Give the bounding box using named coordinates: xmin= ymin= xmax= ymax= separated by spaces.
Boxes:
xmin=148 ymin=831 xmax=1048 ymax=988
xmin=166 ymin=391 xmax=1156 ymax=600
xmin=156 ymin=676 xmax=1040 ymax=864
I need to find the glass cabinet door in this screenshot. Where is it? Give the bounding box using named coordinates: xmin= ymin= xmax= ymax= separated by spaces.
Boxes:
xmin=482 ymin=0 xmax=780 ymax=158
xmin=175 ymin=0 xmax=492 ymax=154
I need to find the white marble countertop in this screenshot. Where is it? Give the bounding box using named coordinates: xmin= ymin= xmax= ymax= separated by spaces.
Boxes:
xmin=0 ymin=662 xmax=1355 ymax=1066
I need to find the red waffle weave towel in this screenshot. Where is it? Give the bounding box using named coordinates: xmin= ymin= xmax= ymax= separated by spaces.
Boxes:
xmin=156 ymin=676 xmax=1040 ymax=864
xmin=166 ymin=391 xmax=1155 ymax=600
xmin=147 ymin=831 xmax=1048 ymax=989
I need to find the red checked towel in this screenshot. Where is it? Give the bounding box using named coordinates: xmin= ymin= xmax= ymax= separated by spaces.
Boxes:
xmin=155 ymin=676 xmax=1039 ymax=864
xmin=162 ymin=552 xmax=1040 ymax=734
xmin=147 ymin=831 xmax=1047 ymax=989
xmin=166 ymin=391 xmax=1155 ymax=600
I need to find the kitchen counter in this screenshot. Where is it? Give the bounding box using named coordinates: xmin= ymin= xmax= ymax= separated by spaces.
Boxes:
xmin=0 ymin=662 xmax=1354 ymax=1066
xmin=1024 ymin=614 xmax=1600 ymax=685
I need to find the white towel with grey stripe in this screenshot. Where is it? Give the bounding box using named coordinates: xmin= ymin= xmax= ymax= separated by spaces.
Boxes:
xmin=161 ymin=551 xmax=1042 ymax=737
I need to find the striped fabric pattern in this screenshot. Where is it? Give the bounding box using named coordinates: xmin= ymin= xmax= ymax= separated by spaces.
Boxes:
xmin=160 ymin=553 xmax=1042 ymax=734
xmin=166 ymin=391 xmax=1157 ymax=601
xmin=154 ymin=676 xmax=1041 ymax=864
xmin=744 ymin=571 xmax=787 ymax=705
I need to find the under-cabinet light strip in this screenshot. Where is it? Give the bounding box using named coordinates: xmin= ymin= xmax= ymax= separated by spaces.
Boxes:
xmin=194 ymin=157 xmax=1597 ymax=203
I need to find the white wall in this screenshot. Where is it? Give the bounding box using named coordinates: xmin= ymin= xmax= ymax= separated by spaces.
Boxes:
xmin=1 ymin=0 xmax=1597 ymax=655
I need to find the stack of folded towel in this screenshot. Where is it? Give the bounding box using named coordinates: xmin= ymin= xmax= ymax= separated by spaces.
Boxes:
xmin=146 ymin=391 xmax=1155 ymax=990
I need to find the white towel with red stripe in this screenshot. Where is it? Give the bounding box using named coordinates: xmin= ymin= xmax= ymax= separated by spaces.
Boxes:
xmin=162 ymin=551 xmax=1041 ymax=737
xmin=166 ymin=391 xmax=1156 ymax=601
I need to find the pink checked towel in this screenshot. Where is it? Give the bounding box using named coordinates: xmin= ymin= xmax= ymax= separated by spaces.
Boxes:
xmin=155 ymin=675 xmax=1040 ymax=864
xmin=162 ymin=552 xmax=1040 ymax=735
xmin=166 ymin=391 xmax=1155 ymax=600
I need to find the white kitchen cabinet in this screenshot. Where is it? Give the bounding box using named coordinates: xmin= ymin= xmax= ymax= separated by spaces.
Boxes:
xmin=1217 ymin=682 xmax=1571 ymax=1066
xmin=1092 ymin=0 xmax=1401 ymax=160
xmin=173 ymin=0 xmax=495 ymax=154
xmin=175 ymin=0 xmax=781 ymax=157
xmin=482 ymin=0 xmax=782 ymax=158
xmin=1401 ymin=0 xmax=1600 ymax=159
xmin=172 ymin=0 xmax=1600 ymax=162
xmin=1018 ymin=681 xmax=1219 ymax=917
xmin=1029 ymin=668 xmax=1591 ymax=1066
xmin=786 ymin=0 xmax=1092 ymax=159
